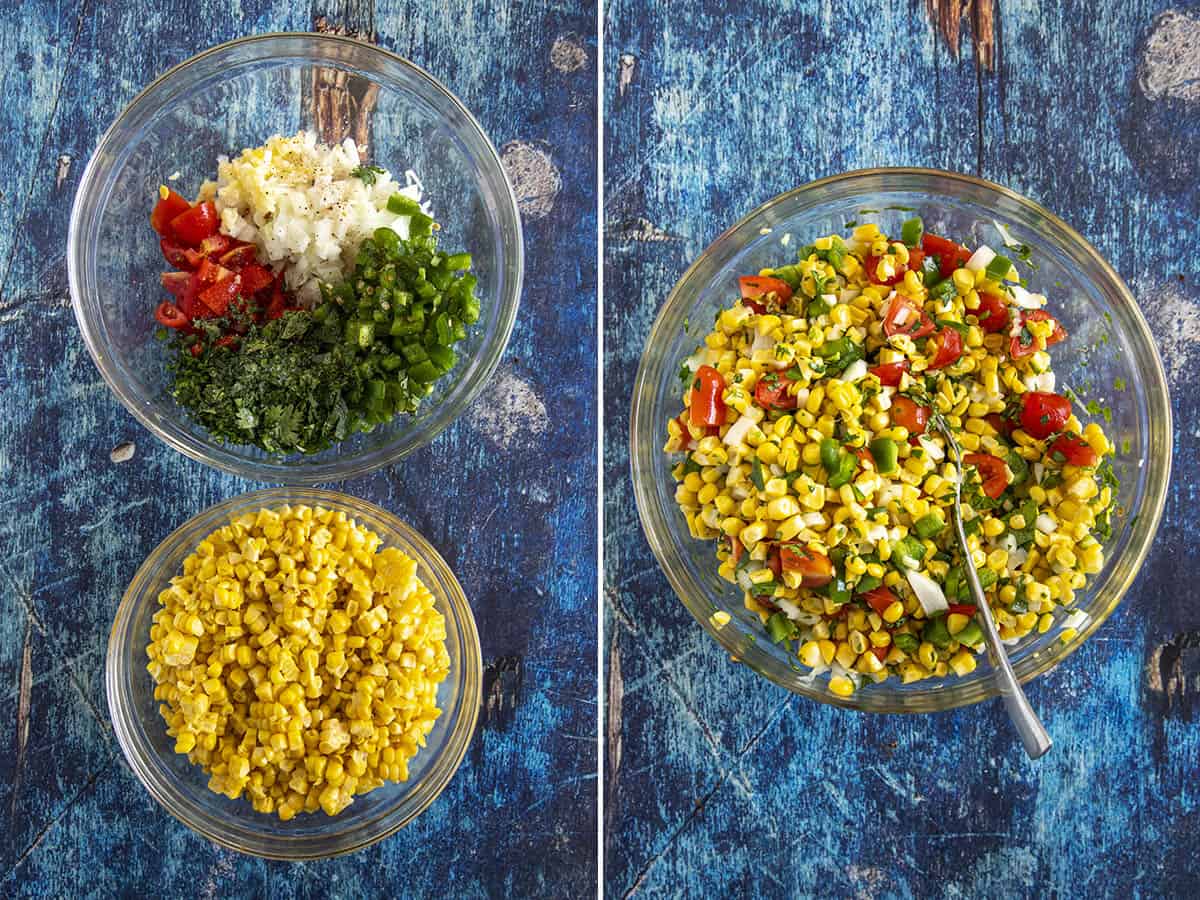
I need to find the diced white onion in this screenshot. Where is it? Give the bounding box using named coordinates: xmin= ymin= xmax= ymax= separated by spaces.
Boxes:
xmin=918 ymin=435 xmax=945 ymax=461
xmin=1036 ymin=513 xmax=1057 ymax=534
xmin=866 ymin=523 xmax=888 ymax=542
xmin=891 ymin=303 xmax=911 ymax=326
xmin=875 ymin=387 xmax=894 ymax=410
xmin=777 ymin=598 xmax=803 ymax=621
xmin=1009 ymin=284 xmax=1046 ymax=309
xmin=723 ymin=414 xmax=758 ymax=447
xmin=1006 ymin=547 xmax=1029 ymax=574
xmin=751 ymin=331 xmax=775 ymax=352
xmin=842 ymin=359 xmax=868 ymax=383
xmin=802 ymin=512 xmax=827 ymax=528
xmin=907 ymin=570 xmax=948 ymax=615
xmin=966 ymin=244 xmax=996 ymax=272
xmin=821 ymin=293 xmax=838 ymax=306
xmin=839 ymin=288 xmax=861 ymax=303
xmin=1064 ymin=609 xmax=1091 ymax=631
xmin=1033 ymin=462 xmax=1045 ymax=484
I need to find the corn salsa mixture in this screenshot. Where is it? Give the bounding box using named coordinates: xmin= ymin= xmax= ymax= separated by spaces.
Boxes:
xmin=666 ymin=219 xmax=1117 ymax=697
xmin=147 ymin=504 xmax=450 ymax=819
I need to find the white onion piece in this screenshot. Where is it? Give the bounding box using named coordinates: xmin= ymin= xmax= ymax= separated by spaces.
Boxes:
xmin=723 ymin=414 xmax=758 ymax=447
xmin=1064 ymin=609 xmax=1091 ymax=631
xmin=1009 ymin=284 xmax=1046 ymax=309
xmin=918 ymin=435 xmax=945 ymax=461
xmin=842 ymin=359 xmax=868 ymax=383
xmin=1036 ymin=513 xmax=1057 ymax=534
xmin=966 ymin=244 xmax=996 ymax=272
xmin=907 ymin=570 xmax=948 ymax=616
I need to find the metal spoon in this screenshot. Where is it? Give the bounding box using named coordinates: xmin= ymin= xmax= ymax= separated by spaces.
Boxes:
xmin=932 ymin=417 xmax=1052 ymax=759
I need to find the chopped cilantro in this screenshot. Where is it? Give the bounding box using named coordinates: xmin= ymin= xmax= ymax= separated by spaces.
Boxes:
xmin=349 ymin=164 xmax=385 ymax=185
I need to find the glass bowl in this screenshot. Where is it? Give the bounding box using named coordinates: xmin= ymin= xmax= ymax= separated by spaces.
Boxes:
xmin=106 ymin=487 xmax=482 ymax=859
xmin=69 ymin=34 xmax=522 ymax=482
xmin=630 ymin=168 xmax=1172 ymax=713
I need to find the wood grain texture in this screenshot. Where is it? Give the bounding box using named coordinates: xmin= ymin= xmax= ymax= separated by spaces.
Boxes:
xmin=604 ymin=0 xmax=1200 ymax=896
xmin=0 ymin=1 xmax=597 ymax=896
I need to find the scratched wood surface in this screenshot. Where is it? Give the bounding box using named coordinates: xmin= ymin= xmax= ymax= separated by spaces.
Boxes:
xmin=604 ymin=1 xmax=1199 ymax=897
xmin=0 ymin=1 xmax=596 ymax=897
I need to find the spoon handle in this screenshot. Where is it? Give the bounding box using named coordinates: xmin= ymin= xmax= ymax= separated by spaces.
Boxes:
xmin=956 ymin=537 xmax=1052 ymax=758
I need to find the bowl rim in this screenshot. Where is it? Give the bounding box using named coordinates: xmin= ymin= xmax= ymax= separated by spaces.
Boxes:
xmin=68 ymin=32 xmax=523 ymax=483
xmin=630 ymin=165 xmax=1173 ymax=712
xmin=105 ymin=486 xmax=483 ymax=859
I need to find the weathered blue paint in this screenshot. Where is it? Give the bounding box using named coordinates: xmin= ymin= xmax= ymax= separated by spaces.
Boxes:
xmin=0 ymin=2 xmax=597 ymax=896
xmin=604 ymin=1 xmax=1199 ymax=897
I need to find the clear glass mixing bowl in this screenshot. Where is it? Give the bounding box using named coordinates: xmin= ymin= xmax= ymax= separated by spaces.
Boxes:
xmin=69 ymin=34 xmax=522 ymax=482
xmin=631 ymin=168 xmax=1172 ymax=712
xmin=106 ymin=488 xmax=482 ymax=858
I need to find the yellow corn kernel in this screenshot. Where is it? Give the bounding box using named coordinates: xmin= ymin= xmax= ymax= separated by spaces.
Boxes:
xmin=799 ymin=641 xmax=823 ymax=668
xmin=828 ymin=676 xmax=856 ymax=697
xmin=948 ymin=650 xmax=978 ymax=676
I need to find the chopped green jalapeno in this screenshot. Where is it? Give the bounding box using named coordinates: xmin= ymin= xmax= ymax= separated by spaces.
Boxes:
xmin=869 ymin=437 xmax=899 ymax=474
xmin=901 ymin=216 xmax=924 ymax=248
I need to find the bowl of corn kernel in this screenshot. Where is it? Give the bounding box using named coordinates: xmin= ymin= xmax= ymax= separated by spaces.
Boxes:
xmin=630 ymin=168 xmax=1171 ymax=712
xmin=107 ymin=487 xmax=481 ymax=858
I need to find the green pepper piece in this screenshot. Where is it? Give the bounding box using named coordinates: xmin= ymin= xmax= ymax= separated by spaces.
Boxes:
xmin=901 ymin=216 xmax=924 ymax=248
xmin=766 ymin=612 xmax=794 ymax=644
xmin=893 ymin=633 xmax=920 ymax=655
xmin=924 ymin=615 xmax=952 ymax=650
xmin=819 ymin=438 xmax=841 ymax=475
xmin=386 ymin=194 xmax=423 ymax=216
xmin=913 ymin=512 xmax=946 ymax=540
xmin=869 ymin=437 xmax=899 ymax=474
xmin=956 ymin=619 xmax=984 ymax=647
xmin=828 ymin=451 xmax=857 ymax=489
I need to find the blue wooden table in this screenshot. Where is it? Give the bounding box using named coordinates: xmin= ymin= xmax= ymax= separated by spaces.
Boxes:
xmin=604 ymin=1 xmax=1199 ymax=896
xmin=0 ymin=3 xmax=596 ymax=897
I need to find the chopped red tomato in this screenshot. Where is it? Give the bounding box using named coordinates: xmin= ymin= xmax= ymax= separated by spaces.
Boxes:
xmin=264 ymin=284 xmax=288 ymax=321
xmin=926 ymin=326 xmax=964 ymax=370
xmin=160 ymin=238 xmax=196 ymax=270
xmin=170 ymin=201 xmax=219 ymax=245
xmin=160 ymin=272 xmax=199 ymax=320
xmin=871 ymin=645 xmax=890 ymax=662
xmin=689 ymin=365 xmax=727 ymax=427
xmin=964 ymin=452 xmax=1009 ymax=499
xmin=239 ymin=263 xmax=275 ymax=295
xmin=198 ymin=274 xmax=242 ymax=317
xmin=150 ymin=188 xmax=192 ymax=235
xmin=218 ymin=243 xmax=258 ymax=268
xmin=882 ymin=295 xmax=935 ymax=339
xmin=1019 ymin=391 xmax=1071 ymax=440
xmin=730 ymin=538 xmax=744 ymax=565
xmin=198 ymin=234 xmax=234 ymax=258
xmin=739 ymin=275 xmax=793 ymax=309
xmin=947 ymin=604 xmax=978 ymax=617
xmin=868 ymin=360 xmax=909 ymax=386
xmin=214 ymin=335 xmax=239 ymax=350
xmin=975 ymin=291 xmax=1010 ymax=333
xmin=921 ymin=233 xmax=971 ymax=277
xmin=864 ymin=253 xmax=907 ymax=286
xmin=754 ymin=378 xmax=797 ymax=410
xmin=196 ymin=257 xmax=235 ymax=287
xmin=767 ymin=548 xmax=783 ymax=579
xmin=154 ymin=301 xmax=189 ymax=329
xmin=1010 ymin=310 xmax=1067 ymax=359
xmin=861 ymin=586 xmax=899 ymax=618
xmin=1047 ymin=433 xmax=1099 ymax=467
xmin=779 ymin=546 xmax=834 ymax=587
xmin=891 ymin=396 xmax=930 ymax=436
xmin=985 ymin=412 xmax=1015 ymax=438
